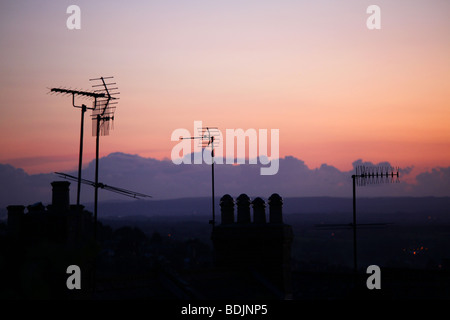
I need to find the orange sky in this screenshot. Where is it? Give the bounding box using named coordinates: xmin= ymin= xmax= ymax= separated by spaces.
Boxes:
xmin=0 ymin=0 xmax=449 ymax=175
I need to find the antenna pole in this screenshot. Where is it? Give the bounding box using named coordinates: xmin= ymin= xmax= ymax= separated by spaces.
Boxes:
xmin=93 ymin=115 xmax=100 ymax=296
xmin=352 ymin=174 xmax=357 ymax=276
xmin=350 ymin=165 xmax=400 ymax=287
xmin=180 ymin=126 xmax=219 ymax=229
xmin=94 ymin=114 xmax=100 ymax=241
xmin=76 ymin=104 xmax=87 ymax=206
xmin=211 ymin=136 xmax=215 ymax=227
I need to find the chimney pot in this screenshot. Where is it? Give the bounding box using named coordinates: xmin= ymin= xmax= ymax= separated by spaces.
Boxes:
xmin=252 ymin=197 xmax=266 ymax=224
xmin=236 ymin=193 xmax=251 ymax=224
xmin=268 ymin=193 xmax=283 ymax=223
xmin=220 ymin=194 xmax=235 ymax=225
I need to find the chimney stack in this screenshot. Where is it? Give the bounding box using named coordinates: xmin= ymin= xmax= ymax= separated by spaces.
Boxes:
xmin=51 ymin=181 xmax=71 ymax=212
xmin=212 ymin=193 xmax=293 ymax=298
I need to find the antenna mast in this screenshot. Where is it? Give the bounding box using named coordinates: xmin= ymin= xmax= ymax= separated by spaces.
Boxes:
xmin=89 ymin=76 xmax=120 ymax=240
xmin=50 ymin=76 xmax=119 ymax=239
xmin=351 ymin=165 xmax=400 ymax=275
xmin=181 ymin=127 xmax=220 ymax=228
xmin=49 ymin=86 xmax=107 ymax=207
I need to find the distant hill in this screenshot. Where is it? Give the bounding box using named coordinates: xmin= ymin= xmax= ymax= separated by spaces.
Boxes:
xmin=86 ymin=196 xmax=450 ymax=224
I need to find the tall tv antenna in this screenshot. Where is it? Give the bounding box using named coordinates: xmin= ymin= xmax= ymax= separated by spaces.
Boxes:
xmin=49 ymin=86 xmax=108 ymax=207
xmin=49 ymin=76 xmax=119 ymax=239
xmin=351 ymin=165 xmax=400 ymax=275
xmin=89 ymin=76 xmax=119 ymax=239
xmin=181 ymin=127 xmax=220 ymax=227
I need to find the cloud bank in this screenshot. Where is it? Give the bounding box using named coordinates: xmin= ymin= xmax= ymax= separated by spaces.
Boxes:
xmin=1 ymin=152 xmax=449 ymax=208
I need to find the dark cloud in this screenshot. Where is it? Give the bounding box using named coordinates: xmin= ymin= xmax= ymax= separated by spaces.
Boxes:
xmin=411 ymin=167 xmax=450 ymax=197
xmin=0 ymin=152 xmax=449 ymax=208
xmin=0 ymin=164 xmax=53 ymax=207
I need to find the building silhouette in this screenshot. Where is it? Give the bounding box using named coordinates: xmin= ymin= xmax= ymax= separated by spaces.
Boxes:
xmin=2 ymin=179 xmax=448 ymax=300
xmin=7 ymin=181 xmax=93 ymax=246
xmin=2 ymin=182 xmax=296 ymax=299
xmin=211 ymin=193 xmax=294 ymax=298
xmin=2 ymin=181 xmax=94 ymax=298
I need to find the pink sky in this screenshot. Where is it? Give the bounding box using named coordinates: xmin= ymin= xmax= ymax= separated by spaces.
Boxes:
xmin=1 ymin=0 xmax=449 ymax=177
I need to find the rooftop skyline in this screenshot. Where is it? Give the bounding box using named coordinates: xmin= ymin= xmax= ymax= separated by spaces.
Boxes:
xmin=1 ymin=1 xmax=449 ymax=184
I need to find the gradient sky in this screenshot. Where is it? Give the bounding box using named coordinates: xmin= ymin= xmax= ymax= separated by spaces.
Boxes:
xmin=1 ymin=0 xmax=449 ymax=177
